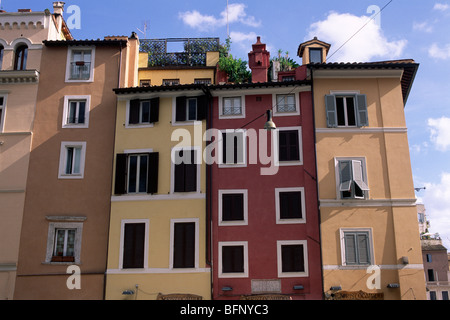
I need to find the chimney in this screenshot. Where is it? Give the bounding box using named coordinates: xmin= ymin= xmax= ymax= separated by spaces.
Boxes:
xmin=248 ymin=36 xmax=270 ymax=83
xmin=53 ymin=2 xmax=65 ymax=32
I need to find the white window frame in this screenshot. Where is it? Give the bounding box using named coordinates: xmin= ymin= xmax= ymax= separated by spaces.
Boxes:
xmin=218 ymin=241 xmax=249 ymax=278
xmin=170 ymin=146 xmax=201 ymax=194
xmin=62 ymin=95 xmax=90 ymax=128
xmin=125 ymin=99 xmax=155 ymax=128
xmin=275 ymin=126 xmax=303 ymax=166
xmin=171 ymin=96 xmax=203 ymax=126
xmin=273 ymin=93 xmax=300 ymax=117
xmin=119 ymin=219 xmax=149 ymax=270
xmin=58 ymin=141 xmax=87 ymax=179
xmin=277 ymin=240 xmax=309 ymax=278
xmin=169 ymin=218 xmax=199 ymax=270
xmin=65 ymin=46 xmax=95 ymax=83
xmin=219 ymin=95 xmax=245 ymax=119
xmin=334 ymin=157 xmax=369 ymax=200
xmin=275 ymin=187 xmax=306 ymax=224
xmin=0 ymin=94 xmax=7 ymax=133
xmin=45 ymin=221 xmax=83 ymax=264
xmin=218 ymin=189 xmax=248 ymax=226
xmin=218 ymin=129 xmax=247 ymax=168
xmin=339 ymin=228 xmax=374 ymax=267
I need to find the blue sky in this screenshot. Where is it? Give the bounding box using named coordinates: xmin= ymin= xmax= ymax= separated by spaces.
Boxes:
xmin=5 ymin=0 xmax=450 ymax=249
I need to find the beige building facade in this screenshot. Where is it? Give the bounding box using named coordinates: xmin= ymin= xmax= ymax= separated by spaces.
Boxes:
xmin=0 ymin=3 xmax=72 ymax=300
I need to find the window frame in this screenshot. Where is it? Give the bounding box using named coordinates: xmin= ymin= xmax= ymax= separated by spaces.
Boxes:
xmin=218 ymin=189 xmax=248 ymax=226
xmin=277 ymin=240 xmax=309 ymax=278
xmin=58 ymin=141 xmax=87 ymax=179
xmin=275 ymin=126 xmax=303 ymax=166
xmin=218 ymin=241 xmax=249 ymax=278
xmin=273 ymin=93 xmax=300 ymax=116
xmin=65 ymin=46 xmax=95 ymax=83
xmin=218 ymin=129 xmax=247 ymax=167
xmin=127 ymin=98 xmax=159 ymax=128
xmin=169 ymin=218 xmax=199 ymax=270
xmin=334 ymin=157 xmax=369 ymax=200
xmin=325 ymin=91 xmax=368 ymax=128
xmin=119 ymin=219 xmax=149 ymax=270
xmin=14 ymin=44 xmax=28 ymax=71
xmin=309 ymin=48 xmax=323 ymax=64
xmin=170 ymin=147 xmax=201 ymax=194
xmin=275 ymin=187 xmax=306 ymax=224
xmin=339 ymin=228 xmax=374 ymax=267
xmin=45 ymin=221 xmax=83 ymax=264
xmin=219 ymin=95 xmax=246 ymax=119
xmin=0 ymin=94 xmax=7 ymax=133
xmin=62 ymin=95 xmax=90 ymax=128
xmin=172 ymin=95 xmax=208 ymax=125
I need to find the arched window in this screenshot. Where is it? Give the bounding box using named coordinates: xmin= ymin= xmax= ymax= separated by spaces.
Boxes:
xmin=0 ymin=45 xmax=4 ymax=70
xmin=14 ymin=45 xmax=28 ymax=70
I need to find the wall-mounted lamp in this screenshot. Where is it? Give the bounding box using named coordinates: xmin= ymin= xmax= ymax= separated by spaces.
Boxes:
xmin=264 ymin=110 xmax=276 ymax=130
xmin=330 ymin=286 xmax=342 ymax=291
xmin=122 ymin=289 xmax=135 ymax=295
xmin=221 ymin=286 xmax=233 ymax=291
xmin=387 ymin=283 xmax=400 ymax=288
xmin=293 ymin=285 xmax=304 ymax=290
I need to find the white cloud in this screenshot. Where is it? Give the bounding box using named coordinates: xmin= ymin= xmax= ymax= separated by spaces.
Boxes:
xmin=307 ymin=11 xmax=407 ymax=62
xmin=433 ymin=3 xmax=450 ymax=11
xmin=228 ymin=31 xmax=258 ymax=51
xmin=421 ymin=172 xmax=450 ymax=250
xmin=428 ymin=117 xmax=450 ymax=151
xmin=179 ymin=3 xmax=261 ymax=32
xmin=413 ymin=21 xmax=434 ymax=33
xmin=429 ymin=43 xmax=450 ymax=59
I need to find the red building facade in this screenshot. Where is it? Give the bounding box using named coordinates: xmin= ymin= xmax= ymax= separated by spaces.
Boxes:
xmin=210 ymin=38 xmax=322 ymax=300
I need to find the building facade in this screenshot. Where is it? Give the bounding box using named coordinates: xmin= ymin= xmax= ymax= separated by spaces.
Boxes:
xmin=0 ymin=2 xmax=72 ymax=300
xmin=14 ymin=34 xmax=138 ymax=299
xmin=210 ymin=38 xmax=323 ymax=300
xmin=305 ymin=38 xmax=427 ymax=300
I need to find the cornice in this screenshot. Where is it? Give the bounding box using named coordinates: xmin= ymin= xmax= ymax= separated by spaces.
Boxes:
xmin=0 ymin=70 xmax=39 ymax=84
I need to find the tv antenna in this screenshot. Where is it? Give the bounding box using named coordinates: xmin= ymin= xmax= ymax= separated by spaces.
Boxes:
xmin=226 ymin=0 xmax=230 ymax=39
xmin=137 ymin=21 xmax=149 ymax=39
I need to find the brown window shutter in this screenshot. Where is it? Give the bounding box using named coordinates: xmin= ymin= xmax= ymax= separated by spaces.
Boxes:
xmin=222 ymin=194 xmax=244 ymax=221
xmin=114 ymin=154 xmax=128 ymax=195
xmin=196 ymin=95 xmax=208 ymax=120
xmin=147 ymin=152 xmax=159 ymax=194
xmin=279 ymin=191 xmax=302 ymax=219
xmin=184 ymin=150 xmax=197 ymax=192
xmin=222 ymin=246 xmax=244 ymax=273
xmin=176 ymin=96 xmax=187 ymax=122
xmin=173 ymin=222 xmax=195 ymax=268
xmin=150 ymin=98 xmax=159 ymax=123
xmin=281 ymin=244 xmax=304 ymax=273
xmin=129 ymin=99 xmax=140 ymax=124
xmin=123 ymin=223 xmax=145 ymax=269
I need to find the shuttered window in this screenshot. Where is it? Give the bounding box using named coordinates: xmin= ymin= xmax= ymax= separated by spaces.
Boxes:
xmin=173 ymin=222 xmax=195 ymax=268
xmin=174 ymin=149 xmax=197 ymax=193
xmin=222 ymin=131 xmax=245 ymax=165
xmin=281 ymin=244 xmax=305 ymax=273
xmin=114 ymin=152 xmax=159 ymax=195
xmin=123 ymin=223 xmax=145 ymax=269
xmin=175 ymin=95 xmax=207 ymax=122
xmin=325 ymin=94 xmax=368 ymax=128
xmin=222 ymin=245 xmax=244 ymax=273
xmin=338 ymin=159 xmax=369 ymax=199
xmin=278 ymin=130 xmax=300 ymax=162
xmin=343 ymin=231 xmax=371 ymax=265
xmin=129 ymin=98 xmax=159 ymax=125
xmin=222 ymin=193 xmax=244 ymax=221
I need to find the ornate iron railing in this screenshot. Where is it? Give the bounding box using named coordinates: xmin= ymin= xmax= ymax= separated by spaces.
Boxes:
xmin=140 ymin=38 xmax=220 ymax=67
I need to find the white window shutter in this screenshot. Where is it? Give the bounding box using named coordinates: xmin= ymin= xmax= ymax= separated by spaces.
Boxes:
xmin=352 ymin=160 xmax=369 ymax=191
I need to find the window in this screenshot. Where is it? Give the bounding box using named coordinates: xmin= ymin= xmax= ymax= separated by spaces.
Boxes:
xmin=45 ymin=220 xmax=84 ymax=264
xmin=58 ymin=142 xmax=87 ymax=179
xmin=426 ymin=254 xmax=432 ymax=263
xmin=277 ymin=240 xmax=308 ymax=277
xmin=128 ymin=98 xmax=159 ymax=126
xmin=114 ymin=151 xmax=159 ymax=195
xmin=194 ymin=78 xmax=211 ymax=85
xmin=163 ymin=79 xmax=180 ymax=86
xmin=341 ymin=229 xmax=373 ymax=266
xmin=0 ymin=95 xmax=6 ymax=132
xmin=121 ymin=220 xmax=148 ymax=269
xmin=140 ymin=79 xmax=151 ymax=87
xmin=309 ymin=48 xmax=323 ymax=64
xmin=442 ymin=291 xmax=449 ymax=300
xmin=325 ymin=94 xmax=368 ymax=128
xmin=14 ymin=45 xmax=28 ymax=70
xmin=0 ymin=45 xmax=4 ymax=69
xmin=222 ymin=97 xmax=242 ymax=116
xmin=427 ymin=269 xmax=435 ymax=282
xmin=429 ymin=291 xmax=437 ymax=300
xmin=66 ymin=47 xmax=95 ymax=82
xmin=336 ymin=158 xmax=369 ymax=199
xmin=275 ymin=94 xmax=296 ymax=113
xmin=62 ymin=96 xmax=90 ymax=128
xmin=275 ymin=187 xmax=306 ymax=224
xmin=171 ymin=220 xmax=198 ymax=269
xmin=220 ymin=130 xmax=246 ymax=166
xmin=219 ymin=242 xmax=248 ymax=278
xmin=172 ymin=148 xmax=199 ymax=193
xmin=219 ymin=190 xmax=248 ymax=225
xmin=174 ymin=96 xmax=207 ymax=123
xmin=277 ymin=127 xmax=302 ymax=165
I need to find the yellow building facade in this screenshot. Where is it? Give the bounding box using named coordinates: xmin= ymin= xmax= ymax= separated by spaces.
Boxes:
xmin=302 ymin=40 xmax=427 ymax=299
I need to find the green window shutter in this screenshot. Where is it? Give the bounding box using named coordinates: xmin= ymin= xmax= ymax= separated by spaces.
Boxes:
xmin=357 ymin=233 xmax=370 ymax=264
xmin=356 ymin=94 xmax=369 ymax=127
xmin=344 ymin=234 xmax=357 ymax=265
xmin=339 ymin=160 xmax=352 ymax=192
xmin=325 ymin=95 xmax=337 ymax=128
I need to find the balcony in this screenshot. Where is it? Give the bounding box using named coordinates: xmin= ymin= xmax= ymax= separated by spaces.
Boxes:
xmin=140 ymin=38 xmax=220 ymax=67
